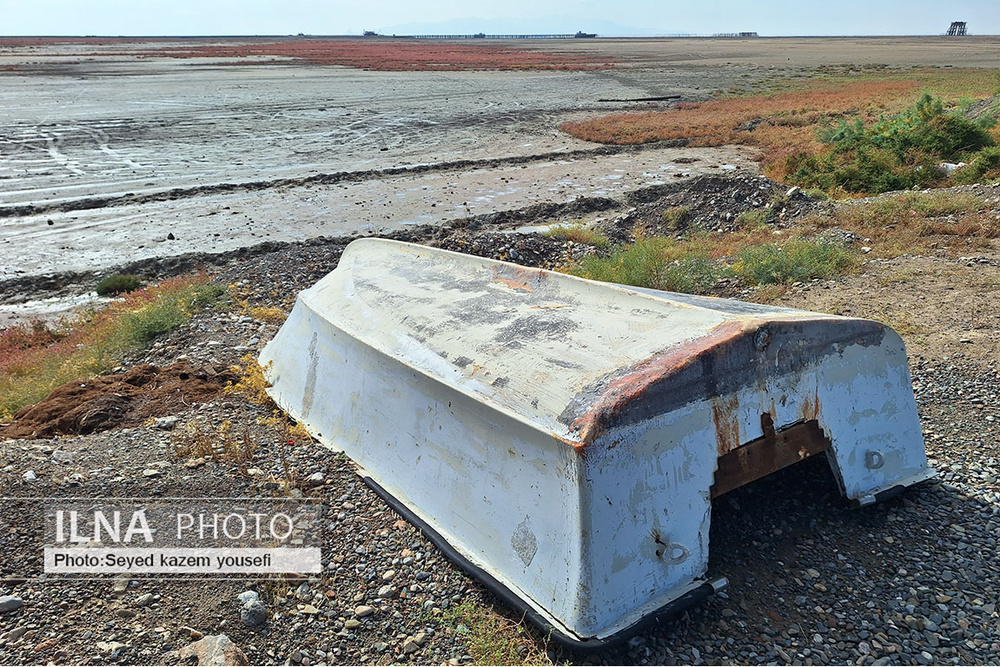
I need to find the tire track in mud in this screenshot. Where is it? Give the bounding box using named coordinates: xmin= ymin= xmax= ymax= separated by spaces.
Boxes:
xmin=0 ymin=141 xmax=686 ymax=219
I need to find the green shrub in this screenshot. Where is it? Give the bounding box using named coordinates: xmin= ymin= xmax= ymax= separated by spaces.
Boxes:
xmin=732 ymin=240 xmax=857 ymax=285
xmin=792 ymin=93 xmax=997 ymax=194
xmin=954 ymin=146 xmax=1000 ymax=184
xmin=95 ymin=274 xmax=143 ymax=296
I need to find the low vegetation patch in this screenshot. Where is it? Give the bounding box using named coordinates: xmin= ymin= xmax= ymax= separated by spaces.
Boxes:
xmin=95 ymin=273 xmax=142 ymax=296
xmin=0 ymin=274 xmax=225 ymax=420
xmin=565 ymin=233 xmax=858 ymax=294
xmin=566 ymin=236 xmax=730 ymax=293
xmin=170 ymin=418 xmax=257 ymax=465
xmin=542 ymin=223 xmax=610 ymax=247
xmin=809 ymin=190 xmax=1000 ymax=256
xmin=732 ymin=239 xmax=858 ymax=285
xmin=123 ymin=39 xmax=616 ymax=72
xmin=789 ymin=94 xmax=997 ymax=194
xmin=443 ymin=599 xmax=552 ymax=666
xmin=561 ymin=70 xmax=1000 ymax=193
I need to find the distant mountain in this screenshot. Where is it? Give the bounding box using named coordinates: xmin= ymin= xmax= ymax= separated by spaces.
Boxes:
xmin=376 ymin=17 xmax=658 ymax=37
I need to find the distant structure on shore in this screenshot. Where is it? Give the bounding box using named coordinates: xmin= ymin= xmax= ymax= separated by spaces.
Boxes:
xmin=714 ymin=31 xmax=759 ymax=38
xmin=946 ymin=21 xmax=968 ymax=36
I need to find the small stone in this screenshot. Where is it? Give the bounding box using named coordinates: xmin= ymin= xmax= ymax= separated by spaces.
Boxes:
xmin=295 ymin=582 xmax=311 ymax=600
xmin=34 ymin=637 xmax=59 ymax=652
xmin=301 ymin=605 xmax=319 ymax=614
xmin=805 ymin=568 xmax=821 ymax=579
xmin=936 ymin=594 xmax=952 ymax=603
xmin=237 ymin=591 xmax=259 ymax=606
xmin=381 ymin=569 xmax=396 ymax=581
xmin=242 ymin=601 xmax=267 ymax=627
xmin=155 ymin=416 xmax=179 ymax=430
xmin=377 ymin=585 xmax=396 ymax=599
xmin=344 ymin=619 xmax=361 ymax=630
xmin=0 ymin=596 xmax=24 ymax=613
xmin=415 ymin=571 xmax=431 ymax=581
xmin=307 ymin=472 xmax=324 ymax=486
xmin=136 ymin=593 xmax=154 ymax=607
xmin=22 ymin=470 xmax=36 ymax=482
xmin=354 ymin=605 xmax=375 ymax=618
xmin=142 ymin=468 xmax=162 ymax=478
xmin=402 ymin=639 xmax=420 ymax=654
xmin=176 ymin=634 xmax=247 ymax=666
xmin=96 ymin=641 xmax=125 ymax=653
xmin=113 ymin=578 xmax=129 ymax=594
xmin=167 ymin=232 xmax=176 ymax=240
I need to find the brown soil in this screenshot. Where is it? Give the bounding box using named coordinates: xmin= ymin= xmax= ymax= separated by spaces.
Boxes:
xmin=1 ymin=361 xmax=236 ymax=439
xmin=771 ymin=254 xmax=1000 ymax=365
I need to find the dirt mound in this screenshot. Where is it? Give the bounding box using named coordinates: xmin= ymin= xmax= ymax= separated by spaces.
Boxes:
xmin=436 ymin=231 xmax=581 ymax=269
xmin=1 ymin=361 xmax=237 ymax=439
xmin=612 ymin=173 xmax=823 ymax=237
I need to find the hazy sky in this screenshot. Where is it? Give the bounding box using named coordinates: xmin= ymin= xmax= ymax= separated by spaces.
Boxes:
xmin=1 ymin=0 xmax=996 ymax=37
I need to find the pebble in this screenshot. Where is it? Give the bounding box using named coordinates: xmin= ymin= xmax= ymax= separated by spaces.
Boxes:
xmin=135 ymin=593 xmax=154 ymax=607
xmin=237 ymin=590 xmax=259 ymax=605
xmin=354 ymin=605 xmax=374 ymax=618
xmin=0 ymin=596 xmax=24 ymax=613
xmin=344 ymin=619 xmax=361 ymax=630
xmin=22 ymin=470 xmax=36 ymax=482
xmin=154 ymin=415 xmax=179 ymax=430
xmin=241 ymin=601 xmax=267 ymax=628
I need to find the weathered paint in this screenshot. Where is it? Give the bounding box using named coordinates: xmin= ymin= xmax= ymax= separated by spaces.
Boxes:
xmin=260 ymin=238 xmax=933 ymax=642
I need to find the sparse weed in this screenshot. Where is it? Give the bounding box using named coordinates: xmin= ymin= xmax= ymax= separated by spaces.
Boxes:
xmin=169 ymin=419 xmax=257 ymax=465
xmin=661 ymin=205 xmax=691 ymax=231
xmin=542 ymin=223 xmax=610 ymax=248
xmin=732 ymin=240 xmax=858 ymax=285
xmin=807 ymin=190 xmax=998 ymax=256
xmin=0 ymin=274 xmax=224 ymax=420
xmin=442 ymin=598 xmax=553 ymax=666
xmin=565 ymin=237 xmax=731 ymax=294
xmin=249 ymin=305 xmax=289 ymax=324
xmin=226 ymin=354 xmax=275 ymax=407
xmin=735 ymin=208 xmax=769 ymax=229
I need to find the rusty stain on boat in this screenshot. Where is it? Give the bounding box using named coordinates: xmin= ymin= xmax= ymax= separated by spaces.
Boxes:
xmin=491 ymin=263 xmax=543 ymax=292
xmin=568 ymin=320 xmax=747 ymax=444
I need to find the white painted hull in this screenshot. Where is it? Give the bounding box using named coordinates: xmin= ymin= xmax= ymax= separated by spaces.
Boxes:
xmin=260 ymin=238 xmax=932 ymax=643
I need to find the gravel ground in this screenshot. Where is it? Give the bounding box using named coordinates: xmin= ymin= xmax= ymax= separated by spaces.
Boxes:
xmin=2 ymin=182 xmax=999 ymax=665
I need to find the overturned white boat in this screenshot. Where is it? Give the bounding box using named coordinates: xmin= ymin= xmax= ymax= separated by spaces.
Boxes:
xmin=260 ymin=238 xmax=932 ymax=647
